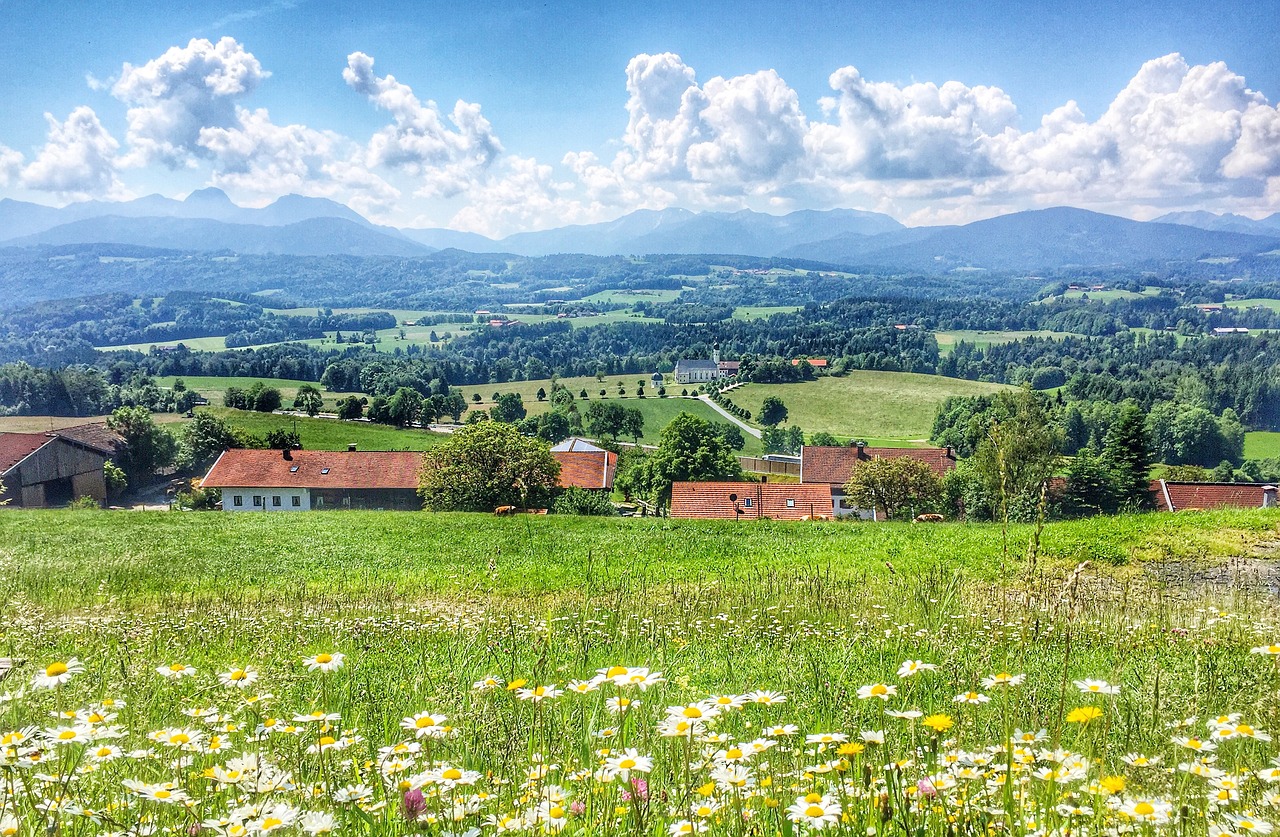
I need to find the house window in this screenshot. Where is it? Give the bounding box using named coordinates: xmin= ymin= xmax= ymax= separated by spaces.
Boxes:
xmin=320 ymin=468 xmax=330 ymax=475
xmin=743 ymin=497 xmax=752 ymax=508
xmin=272 ymin=495 xmax=281 ymax=507
xmin=253 ymin=495 xmax=263 ymax=507
xmin=233 ymin=495 xmax=243 ymax=507
xmin=786 ymin=498 xmax=795 ymax=508
xmin=291 ymin=495 xmax=301 ymax=507
xmin=289 ymin=465 xmax=299 ymax=473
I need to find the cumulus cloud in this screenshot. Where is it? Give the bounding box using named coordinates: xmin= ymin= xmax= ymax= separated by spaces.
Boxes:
xmin=344 ymin=52 xmax=501 ymax=197
xmin=20 ymin=107 xmax=122 ymax=197
xmin=0 ymin=144 xmax=22 ymax=187
xmin=612 ymin=53 xmax=808 ymax=193
xmin=198 ymin=106 xmax=399 ymax=212
xmin=112 ymin=37 xmax=267 ymax=167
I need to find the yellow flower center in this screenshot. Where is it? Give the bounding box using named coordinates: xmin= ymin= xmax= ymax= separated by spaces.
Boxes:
xmin=806 ymin=805 xmax=825 ymax=818
xmin=154 ymin=790 xmax=171 ymax=800
xmin=169 ymin=664 xmax=186 ymax=672
xmin=316 ymin=654 xmax=333 ymax=664
xmin=1134 ymin=802 xmax=1155 ymax=816
xmin=871 ymin=684 xmax=888 ymax=695
xmin=230 ymin=670 xmax=246 ymax=681
xmin=416 ymin=717 xmax=436 ymax=728
xmin=619 ymin=758 xmax=636 ymax=769
xmin=319 ymin=736 xmax=336 ymax=746
xmin=170 ymin=733 xmax=190 ymax=745
xmin=606 ymin=666 xmax=628 ymax=677
xmin=443 ymin=768 xmax=462 ymax=780
xmin=58 ymin=730 xmax=77 ymax=740
xmin=45 ymin=662 xmax=69 ymax=677
xmin=683 ymin=707 xmax=703 ymax=718
xmin=726 ymin=748 xmax=743 ymax=759
xmin=549 ymin=806 xmax=564 ymax=819
xmin=263 ymin=817 xmax=283 ymax=830
xmin=805 ymin=792 xmax=823 ymax=803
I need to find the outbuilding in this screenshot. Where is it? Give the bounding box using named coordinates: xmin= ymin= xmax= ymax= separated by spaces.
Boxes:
xmin=0 ymin=425 xmax=121 ymax=507
xmin=202 ymin=447 xmax=424 ymax=511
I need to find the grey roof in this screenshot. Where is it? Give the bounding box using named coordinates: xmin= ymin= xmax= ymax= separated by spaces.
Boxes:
xmin=550 ymin=437 xmax=606 ymax=453
xmin=675 ymin=359 xmax=719 ymax=371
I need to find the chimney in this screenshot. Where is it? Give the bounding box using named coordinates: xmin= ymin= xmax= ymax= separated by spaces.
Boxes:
xmin=348 ymin=443 xmax=357 ymax=452
xmin=283 ymin=447 xmax=292 ymax=460
xmin=945 ymin=445 xmax=954 ymax=458
xmin=855 ymin=440 xmax=866 ymax=456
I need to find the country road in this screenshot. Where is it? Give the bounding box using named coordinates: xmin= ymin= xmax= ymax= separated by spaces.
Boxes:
xmin=697 ymin=394 xmax=762 ymax=438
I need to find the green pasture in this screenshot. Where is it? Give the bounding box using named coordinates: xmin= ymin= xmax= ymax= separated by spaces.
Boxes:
xmin=206 ymin=407 xmax=448 ymax=451
xmin=729 ymin=371 xmax=1012 ymax=441
xmin=935 ymin=329 xmax=1081 ymax=353
xmin=1245 ymin=431 xmax=1280 ymax=460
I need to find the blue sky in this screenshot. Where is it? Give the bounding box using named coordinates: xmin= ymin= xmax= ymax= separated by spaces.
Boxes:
xmin=1 ymin=0 xmax=1278 ymax=235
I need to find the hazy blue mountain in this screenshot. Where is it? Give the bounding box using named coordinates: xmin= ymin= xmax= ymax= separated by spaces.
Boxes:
xmin=400 ymin=227 xmax=502 ymax=251
xmin=3 ymin=215 xmax=435 ymax=257
xmin=498 ymin=208 xmax=697 ymax=255
xmin=491 ymin=206 xmax=903 ymax=256
xmin=1153 ymin=210 xmax=1280 ymax=236
xmin=782 ymin=207 xmax=1280 ymax=271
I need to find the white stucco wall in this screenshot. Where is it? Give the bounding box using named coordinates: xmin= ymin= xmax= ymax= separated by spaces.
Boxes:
xmin=221 ymin=488 xmax=311 ymax=511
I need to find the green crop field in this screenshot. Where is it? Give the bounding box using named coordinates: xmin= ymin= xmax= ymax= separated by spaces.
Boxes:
xmin=732 ymin=305 xmax=803 ymax=320
xmin=1245 ymin=431 xmax=1280 ymax=459
xmin=206 ymin=407 xmax=448 ymax=451
xmin=1227 ymin=298 xmax=1280 ymax=312
xmin=730 ymin=371 xmax=1012 ymax=441
xmin=5 ymin=508 xmax=1280 ymax=836
xmin=935 ymin=329 xmax=1081 ymax=353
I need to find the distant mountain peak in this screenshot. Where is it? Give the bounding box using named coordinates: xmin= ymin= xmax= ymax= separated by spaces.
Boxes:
xmin=184 ymin=187 xmax=235 ymax=206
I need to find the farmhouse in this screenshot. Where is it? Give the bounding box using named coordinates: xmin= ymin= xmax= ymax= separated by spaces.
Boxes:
xmin=550 ymin=437 xmax=618 ymax=491
xmin=0 ymin=424 xmax=121 ymax=507
xmin=1151 ymin=480 xmax=1278 ymax=512
xmin=800 ymin=443 xmax=958 ymax=519
xmin=202 ymin=447 xmax=423 ymax=511
xmin=670 ymin=481 xmax=833 ymax=520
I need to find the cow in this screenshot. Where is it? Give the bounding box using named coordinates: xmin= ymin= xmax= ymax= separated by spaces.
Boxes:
xmin=494 ymin=505 xmax=517 ymax=516
xmin=913 ymin=513 xmax=945 ymax=523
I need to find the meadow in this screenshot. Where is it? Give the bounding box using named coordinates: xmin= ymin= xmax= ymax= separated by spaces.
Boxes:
xmin=4 ymin=508 xmax=1280 ymax=836
xmin=934 ymin=330 xmax=1081 ymax=354
xmin=207 ymin=408 xmax=448 ymax=452
xmin=1245 ymin=431 xmax=1280 ymax=460
xmin=730 ymin=372 xmax=1012 ymax=442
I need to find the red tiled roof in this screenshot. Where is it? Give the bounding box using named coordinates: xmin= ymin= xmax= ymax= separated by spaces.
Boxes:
xmin=670 ymin=481 xmax=833 ymax=520
xmin=0 ymin=433 xmax=53 ymax=473
xmin=553 ymin=449 xmax=617 ymax=490
xmin=202 ymin=449 xmax=424 ymax=490
xmin=1151 ymin=480 xmax=1275 ymax=512
xmin=791 ymin=358 xmax=828 ymax=367
xmin=800 ymin=445 xmax=957 ymax=484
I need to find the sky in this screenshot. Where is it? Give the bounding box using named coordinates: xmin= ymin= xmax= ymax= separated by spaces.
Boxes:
xmin=1 ymin=0 xmax=1278 ymax=237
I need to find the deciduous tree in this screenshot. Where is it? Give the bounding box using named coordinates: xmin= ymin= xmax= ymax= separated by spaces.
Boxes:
xmin=844 ymin=456 xmax=942 ymax=521
xmin=418 ymin=420 xmax=560 ymax=512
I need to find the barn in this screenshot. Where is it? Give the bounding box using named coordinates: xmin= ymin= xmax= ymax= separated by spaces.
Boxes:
xmin=0 ymin=425 xmax=122 ymax=508
xmin=202 ymin=447 xmax=425 ymax=511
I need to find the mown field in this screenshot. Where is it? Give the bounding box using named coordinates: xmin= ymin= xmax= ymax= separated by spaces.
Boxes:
xmin=206 ymin=407 xmax=448 ymax=451
xmin=4 ymin=509 xmax=1280 ymax=836
xmin=731 ymin=371 xmax=1012 ymax=442
xmin=1245 ymin=430 xmax=1280 ymax=460
xmin=935 ymin=329 xmax=1081 ymax=353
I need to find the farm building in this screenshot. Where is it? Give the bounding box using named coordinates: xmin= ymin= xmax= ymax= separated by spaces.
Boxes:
xmin=202 ymin=447 xmax=424 ymax=511
xmin=0 ymin=424 xmax=122 ymax=507
xmin=1151 ymin=480 xmax=1278 ymax=512
xmin=550 ymin=437 xmax=618 ymax=491
xmin=799 ymin=443 xmax=958 ymax=519
xmin=669 ymin=481 xmax=834 ymax=520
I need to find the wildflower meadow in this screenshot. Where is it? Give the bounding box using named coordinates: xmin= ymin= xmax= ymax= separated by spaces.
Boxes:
xmin=5 ymin=509 xmax=1280 ymax=836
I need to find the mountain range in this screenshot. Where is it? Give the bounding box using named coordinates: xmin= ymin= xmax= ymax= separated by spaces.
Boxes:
xmin=2 ymin=189 xmax=1278 ymax=271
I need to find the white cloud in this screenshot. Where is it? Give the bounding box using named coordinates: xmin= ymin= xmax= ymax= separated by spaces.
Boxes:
xmin=198 ymin=106 xmax=399 ymax=211
xmin=112 ymin=37 xmax=267 ymax=167
xmin=20 ymin=106 xmax=122 ymax=197
xmin=344 ymin=52 xmax=501 ymax=197
xmin=0 ymin=144 xmax=22 ymax=187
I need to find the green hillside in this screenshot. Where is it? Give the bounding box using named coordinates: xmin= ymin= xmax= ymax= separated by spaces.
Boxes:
xmin=730 ymin=371 xmax=1012 ymax=442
